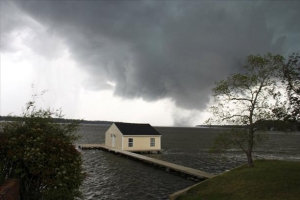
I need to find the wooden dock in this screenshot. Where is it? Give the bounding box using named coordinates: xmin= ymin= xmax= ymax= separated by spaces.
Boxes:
xmin=78 ymin=144 xmax=215 ymax=180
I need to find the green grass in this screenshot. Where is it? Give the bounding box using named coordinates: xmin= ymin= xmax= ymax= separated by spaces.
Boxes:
xmin=177 ymin=160 xmax=300 ymax=200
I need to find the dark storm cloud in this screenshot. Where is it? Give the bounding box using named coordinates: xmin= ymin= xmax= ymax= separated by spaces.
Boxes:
xmin=2 ymin=0 xmax=299 ymax=111
xmin=0 ymin=1 xmax=28 ymax=52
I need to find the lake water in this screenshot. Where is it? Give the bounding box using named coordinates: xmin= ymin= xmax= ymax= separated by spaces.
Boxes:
xmin=76 ymin=125 xmax=300 ymax=200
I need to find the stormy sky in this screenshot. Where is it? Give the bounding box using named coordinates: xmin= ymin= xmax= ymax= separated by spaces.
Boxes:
xmin=1 ymin=0 xmax=299 ymax=126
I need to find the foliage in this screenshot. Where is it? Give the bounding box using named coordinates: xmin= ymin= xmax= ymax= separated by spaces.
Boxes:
xmin=0 ymin=162 xmax=4 ymax=185
xmin=274 ymin=53 xmax=300 ymax=122
xmin=177 ymin=160 xmax=300 ymax=200
xmin=207 ymin=53 xmax=285 ymax=167
xmin=0 ymin=99 xmax=85 ymax=199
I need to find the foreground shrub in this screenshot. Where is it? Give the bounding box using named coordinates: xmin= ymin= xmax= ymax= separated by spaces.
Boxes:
xmin=0 ymin=101 xmax=85 ymax=199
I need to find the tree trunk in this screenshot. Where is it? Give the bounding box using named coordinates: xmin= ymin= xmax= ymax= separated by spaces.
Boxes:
xmin=247 ymin=125 xmax=254 ymax=167
xmin=246 ymin=151 xmax=254 ymax=167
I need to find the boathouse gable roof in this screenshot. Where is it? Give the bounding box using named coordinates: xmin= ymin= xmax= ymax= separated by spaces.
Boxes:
xmin=114 ymin=122 xmax=161 ymax=136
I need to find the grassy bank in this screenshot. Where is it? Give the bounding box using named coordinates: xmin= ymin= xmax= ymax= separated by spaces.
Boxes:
xmin=177 ymin=160 xmax=300 ymax=200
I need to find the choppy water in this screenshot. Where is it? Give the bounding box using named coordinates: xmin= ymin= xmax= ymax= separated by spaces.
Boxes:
xmin=76 ymin=125 xmax=300 ymax=200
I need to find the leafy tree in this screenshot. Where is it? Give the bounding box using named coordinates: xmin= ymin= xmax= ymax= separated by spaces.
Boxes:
xmin=0 ymin=98 xmax=85 ymax=199
xmin=273 ymin=53 xmax=300 ymax=122
xmin=207 ymin=53 xmax=285 ymax=167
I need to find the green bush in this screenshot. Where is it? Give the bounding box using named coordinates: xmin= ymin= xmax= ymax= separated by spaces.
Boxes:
xmin=0 ymin=101 xmax=85 ymax=199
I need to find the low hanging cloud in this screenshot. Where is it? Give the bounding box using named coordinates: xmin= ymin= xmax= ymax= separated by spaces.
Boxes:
xmin=1 ymin=0 xmax=299 ymax=112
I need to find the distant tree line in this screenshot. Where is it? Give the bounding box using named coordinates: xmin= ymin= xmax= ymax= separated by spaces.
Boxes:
xmin=254 ymin=120 xmax=300 ymax=131
xmin=198 ymin=120 xmax=300 ymax=131
xmin=0 ymin=116 xmax=113 ymax=125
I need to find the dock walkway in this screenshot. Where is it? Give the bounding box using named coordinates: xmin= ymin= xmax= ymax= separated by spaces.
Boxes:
xmin=78 ymin=144 xmax=215 ymax=180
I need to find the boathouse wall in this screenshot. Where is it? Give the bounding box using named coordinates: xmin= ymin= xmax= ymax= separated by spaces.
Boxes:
xmin=105 ymin=124 xmax=123 ymax=149
xmin=122 ymin=136 xmax=161 ymax=151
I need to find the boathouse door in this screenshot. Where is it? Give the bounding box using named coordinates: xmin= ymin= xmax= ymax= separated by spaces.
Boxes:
xmin=112 ymin=135 xmax=115 ymax=147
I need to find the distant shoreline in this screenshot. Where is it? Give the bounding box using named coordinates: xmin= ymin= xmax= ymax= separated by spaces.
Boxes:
xmin=0 ymin=116 xmax=113 ymax=125
xmin=1 ymin=116 xmax=299 ymax=131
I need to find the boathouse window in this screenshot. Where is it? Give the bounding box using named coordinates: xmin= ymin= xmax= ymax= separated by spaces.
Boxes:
xmin=150 ymin=138 xmax=155 ymax=147
xmin=128 ymin=138 xmax=133 ymax=147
